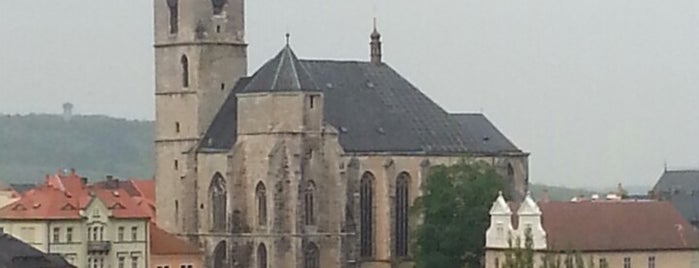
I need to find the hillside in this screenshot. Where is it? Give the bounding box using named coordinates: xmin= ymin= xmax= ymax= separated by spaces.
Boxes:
xmin=0 ymin=113 xmax=594 ymax=200
xmin=0 ymin=114 xmax=153 ymax=183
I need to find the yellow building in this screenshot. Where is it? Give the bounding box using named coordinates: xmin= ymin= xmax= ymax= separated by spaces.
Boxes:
xmin=485 ymin=193 xmax=699 ymax=268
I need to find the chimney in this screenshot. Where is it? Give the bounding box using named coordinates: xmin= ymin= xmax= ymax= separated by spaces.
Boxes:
xmin=80 ymin=177 xmax=88 ymax=186
xmin=540 ymin=189 xmax=550 ymax=203
xmin=69 ymin=168 xmax=76 ymax=176
xmin=370 ymin=18 xmax=382 ymax=64
xmin=106 ymin=175 xmax=114 ymax=181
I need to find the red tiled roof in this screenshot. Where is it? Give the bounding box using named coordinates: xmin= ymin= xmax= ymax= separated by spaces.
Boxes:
xmin=130 ymin=179 xmax=155 ymax=201
xmin=0 ymin=185 xmax=83 ymax=220
xmin=150 ymin=223 xmax=201 ymax=255
xmin=539 ymin=201 xmax=699 ymax=251
xmin=0 ymin=172 xmax=151 ymax=220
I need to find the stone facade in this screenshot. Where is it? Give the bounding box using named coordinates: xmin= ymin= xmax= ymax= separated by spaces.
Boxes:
xmin=153 ymin=1 xmax=529 ymax=268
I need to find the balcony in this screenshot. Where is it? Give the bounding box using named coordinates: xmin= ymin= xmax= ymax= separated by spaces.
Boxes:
xmin=87 ymin=241 xmax=112 ymax=252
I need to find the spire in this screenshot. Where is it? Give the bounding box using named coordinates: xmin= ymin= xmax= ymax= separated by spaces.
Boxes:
xmin=242 ymin=43 xmax=320 ymax=93
xmin=370 ymin=18 xmax=382 ymax=64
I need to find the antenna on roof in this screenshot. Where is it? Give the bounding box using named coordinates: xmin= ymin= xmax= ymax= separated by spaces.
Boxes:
xmin=285 ymin=32 xmax=291 ymax=46
xmin=664 ymin=160 xmax=668 ymax=172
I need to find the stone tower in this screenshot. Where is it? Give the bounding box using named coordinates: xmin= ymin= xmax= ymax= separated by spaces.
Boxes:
xmin=153 ymin=0 xmax=248 ymax=234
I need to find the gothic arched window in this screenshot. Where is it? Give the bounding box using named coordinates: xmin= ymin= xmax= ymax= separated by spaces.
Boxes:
xmin=304 ymin=242 xmax=320 ymax=268
xmin=181 ymin=55 xmax=189 ymax=88
xmin=257 ymin=243 xmax=267 ymax=268
xmin=304 ymin=181 xmax=316 ymax=226
xmin=212 ymin=0 xmax=227 ymax=15
xmin=394 ymin=172 xmax=410 ymax=257
xmin=209 ymin=173 xmax=227 ymax=232
xmin=213 ymin=241 xmax=227 ymax=268
xmin=360 ymin=172 xmax=375 ymax=257
xmin=506 ymin=163 xmax=515 ymax=199
xmin=256 ymin=182 xmax=267 ymax=226
xmin=166 ymin=0 xmax=178 ymax=34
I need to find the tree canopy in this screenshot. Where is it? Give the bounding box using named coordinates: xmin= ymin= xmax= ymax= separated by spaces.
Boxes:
xmin=412 ymin=159 xmax=505 ymax=268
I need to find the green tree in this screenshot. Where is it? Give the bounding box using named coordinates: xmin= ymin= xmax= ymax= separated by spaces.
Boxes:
xmin=412 ymin=159 xmax=505 ymax=268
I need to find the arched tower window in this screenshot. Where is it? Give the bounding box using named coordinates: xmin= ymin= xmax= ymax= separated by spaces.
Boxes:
xmin=304 ymin=242 xmax=320 ymax=268
xmin=166 ymin=0 xmax=178 ymax=34
xmin=213 ymin=241 xmax=227 ymax=268
xmin=360 ymin=172 xmax=375 ymax=257
xmin=211 ymin=0 xmax=227 ymax=15
xmin=257 ymin=243 xmax=267 ymax=268
xmin=304 ymin=181 xmax=316 ymax=226
xmin=180 ymin=55 xmax=189 ymax=88
xmin=394 ymin=172 xmax=410 ymax=257
xmin=506 ymin=163 xmax=515 ymax=199
xmin=209 ymin=173 xmax=227 ymax=232
xmin=256 ymin=182 xmax=267 ymax=226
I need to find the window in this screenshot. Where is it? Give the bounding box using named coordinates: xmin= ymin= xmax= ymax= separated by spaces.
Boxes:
xmin=213 ymin=241 xmax=227 ymax=268
xmin=304 ymin=242 xmax=319 ymax=268
xmin=624 ymin=257 xmax=631 ymax=268
xmin=0 ymin=227 xmax=4 ymax=233
xmin=360 ymin=172 xmax=375 ymax=257
xmin=99 ymin=226 xmax=104 ymax=241
xmin=304 ymin=181 xmax=316 ymax=226
xmin=648 ymin=256 xmax=655 ymax=268
xmin=92 ymin=226 xmax=98 ymax=241
xmin=66 ymin=227 xmax=73 ymax=242
xmin=257 ymin=243 xmax=267 ymax=268
xmin=495 ymin=258 xmax=500 ymax=268
xmin=599 ymin=258 xmax=608 ymax=267
xmin=181 ymin=55 xmax=189 ymax=88
xmin=131 ymin=226 xmax=138 ymax=241
xmin=119 ymin=257 xmax=125 ymax=268
xmin=221 ymin=83 xmax=225 ymax=90
xmin=256 ymin=182 xmax=267 ymax=227
xmin=175 ymin=122 xmax=181 ymax=133
xmin=88 ymin=228 xmax=92 ymax=241
xmin=175 ymin=200 xmax=180 ymax=225
xmin=132 ymin=256 xmax=139 ymax=268
xmin=212 ymin=0 xmax=226 ymax=15
xmin=53 ymin=227 xmax=60 ymax=243
xmin=210 ymin=173 xmax=227 ymax=231
xmin=565 ymin=256 xmax=573 ymax=268
xmin=118 ymin=226 xmax=124 ymax=241
xmin=167 ymin=0 xmax=178 ymax=34
xmin=394 ymin=172 xmax=410 ymax=257
xmin=309 ymin=95 xmax=316 ymax=109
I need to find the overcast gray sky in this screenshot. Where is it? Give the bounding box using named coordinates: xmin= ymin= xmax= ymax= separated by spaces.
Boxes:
xmin=2 ymin=0 xmax=699 ymax=189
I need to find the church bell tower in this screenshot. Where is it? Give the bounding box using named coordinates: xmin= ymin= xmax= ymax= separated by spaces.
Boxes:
xmin=153 ymin=0 xmax=247 ymax=234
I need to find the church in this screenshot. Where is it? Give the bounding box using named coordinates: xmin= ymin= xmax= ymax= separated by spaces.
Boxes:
xmin=152 ymin=1 xmax=529 ymax=268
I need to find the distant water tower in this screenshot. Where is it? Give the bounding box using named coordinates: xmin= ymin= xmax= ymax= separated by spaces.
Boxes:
xmin=62 ymin=102 xmax=74 ymax=121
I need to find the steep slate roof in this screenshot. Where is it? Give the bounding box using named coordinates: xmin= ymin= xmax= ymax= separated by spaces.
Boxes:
xmin=651 ymin=170 xmax=699 ymax=227
xmin=450 ymin=113 xmax=519 ymax=154
xmin=150 ymin=223 xmax=201 ymax=255
xmin=653 ymin=170 xmax=699 ymax=192
xmin=200 ymin=53 xmax=523 ymax=155
xmin=538 ymin=201 xmax=699 ymax=252
xmin=0 ymin=233 xmax=75 ymax=268
xmin=241 ymin=45 xmax=320 ymax=93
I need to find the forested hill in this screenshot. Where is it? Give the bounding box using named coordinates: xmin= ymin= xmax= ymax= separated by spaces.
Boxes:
xmin=0 ymin=113 xmax=596 ymax=201
xmin=0 ymin=114 xmax=153 ymax=184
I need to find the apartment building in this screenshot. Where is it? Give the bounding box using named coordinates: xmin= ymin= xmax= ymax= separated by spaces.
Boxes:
xmin=0 ymin=173 xmax=150 ymax=268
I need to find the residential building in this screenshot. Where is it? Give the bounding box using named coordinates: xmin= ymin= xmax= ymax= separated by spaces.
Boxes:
xmin=485 ymin=193 xmax=699 ymax=268
xmin=0 ymin=173 xmax=150 ymax=268
xmin=153 ymin=1 xmax=528 ymax=267
xmin=0 ymin=232 xmax=75 ymax=268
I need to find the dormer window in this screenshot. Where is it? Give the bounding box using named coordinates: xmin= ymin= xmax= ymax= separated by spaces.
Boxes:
xmin=212 ymin=0 xmax=227 ymax=15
